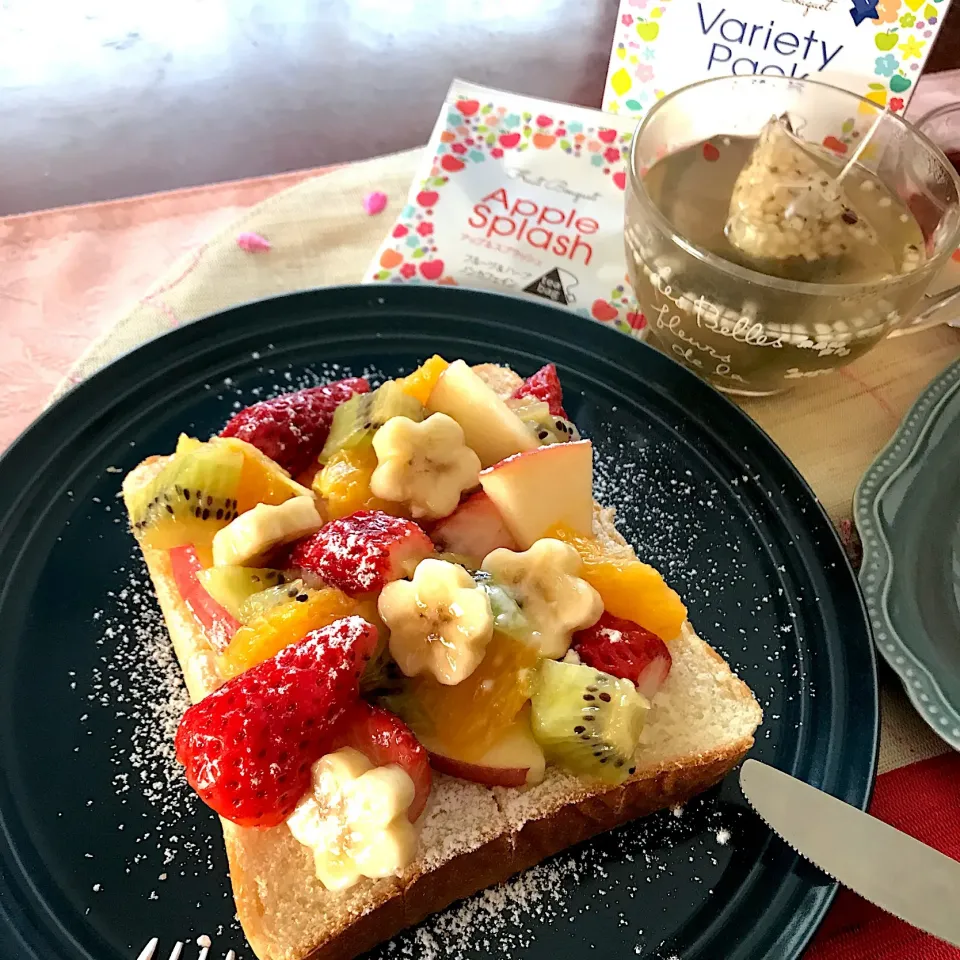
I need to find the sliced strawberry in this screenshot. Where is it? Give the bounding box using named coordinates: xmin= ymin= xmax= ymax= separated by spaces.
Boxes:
xmin=174 ymin=616 xmax=378 ymax=827
xmin=220 ymin=378 xmax=369 ymax=476
xmin=512 ymin=363 xmax=567 ymax=419
xmin=430 ymin=491 xmax=518 ymax=560
xmin=573 ymin=612 xmax=672 ymax=701
xmin=332 ymin=701 xmax=432 ymax=822
xmin=168 ymin=544 xmax=241 ymax=651
xmin=290 ymin=510 xmax=434 ymax=596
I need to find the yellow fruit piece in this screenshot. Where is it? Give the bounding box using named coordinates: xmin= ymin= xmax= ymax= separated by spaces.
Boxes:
xmin=213 ymin=436 xmax=312 ymax=513
xmin=410 ymin=632 xmax=538 ymax=761
xmin=548 ymin=525 xmax=687 ymax=641
xmin=400 ymin=355 xmax=449 ymax=404
xmin=314 ymin=446 xmax=404 ymax=519
xmin=218 ymin=588 xmax=357 ymax=677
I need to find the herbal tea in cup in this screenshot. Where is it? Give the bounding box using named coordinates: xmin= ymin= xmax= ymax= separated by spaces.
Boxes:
xmin=625 ymin=76 xmax=960 ymax=395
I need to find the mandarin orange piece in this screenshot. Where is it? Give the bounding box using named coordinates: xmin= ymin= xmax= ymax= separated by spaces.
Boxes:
xmin=399 ymin=355 xmax=449 ymax=405
xmin=548 ymin=525 xmax=687 ymax=641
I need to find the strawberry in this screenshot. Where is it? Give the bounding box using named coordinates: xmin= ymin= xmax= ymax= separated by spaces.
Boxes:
xmin=573 ymin=612 xmax=672 ymax=701
xmin=512 ymin=363 xmax=567 ymax=419
xmin=220 ymin=378 xmax=369 ymax=476
xmin=430 ymin=491 xmax=518 ymax=560
xmin=174 ymin=616 xmax=378 ymax=827
xmin=291 ymin=510 xmax=434 ymax=596
xmin=332 ymin=701 xmax=432 ymax=821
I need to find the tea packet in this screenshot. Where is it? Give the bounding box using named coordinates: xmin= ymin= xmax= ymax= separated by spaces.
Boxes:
xmin=364 ymin=80 xmax=646 ymax=337
xmin=725 ymin=114 xmax=879 ymax=262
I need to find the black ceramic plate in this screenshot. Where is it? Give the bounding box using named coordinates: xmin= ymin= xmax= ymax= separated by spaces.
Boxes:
xmin=0 ymin=285 xmax=877 ymax=960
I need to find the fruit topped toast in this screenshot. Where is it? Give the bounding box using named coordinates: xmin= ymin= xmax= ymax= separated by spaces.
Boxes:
xmin=122 ymin=357 xmax=762 ymax=960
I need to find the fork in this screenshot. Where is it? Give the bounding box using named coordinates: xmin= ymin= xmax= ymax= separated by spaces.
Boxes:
xmin=136 ymin=938 xmax=236 ymax=960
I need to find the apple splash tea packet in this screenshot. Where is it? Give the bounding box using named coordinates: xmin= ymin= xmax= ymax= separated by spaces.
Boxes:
xmin=364 ymin=80 xmax=646 ymax=337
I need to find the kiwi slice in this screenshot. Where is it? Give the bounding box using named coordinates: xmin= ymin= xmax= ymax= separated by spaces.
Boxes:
xmin=511 ymin=398 xmax=580 ymax=446
xmin=472 ymin=570 xmax=531 ymax=642
xmin=320 ymin=380 xmax=424 ymax=462
xmin=531 ymin=659 xmax=648 ymax=784
xmin=237 ymin=578 xmax=311 ymax=623
xmin=126 ymin=441 xmax=244 ymax=550
xmin=196 ymin=566 xmax=287 ymax=620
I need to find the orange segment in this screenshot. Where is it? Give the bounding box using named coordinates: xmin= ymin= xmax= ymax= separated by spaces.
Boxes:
xmin=548 ymin=525 xmax=687 ymax=640
xmin=400 ymin=355 xmax=449 ymax=405
xmin=409 ymin=632 xmax=538 ymax=761
xmin=314 ymin=446 xmax=406 ymax=519
xmin=217 ymin=588 xmax=357 ymax=677
xmin=213 ymin=437 xmax=311 ymax=513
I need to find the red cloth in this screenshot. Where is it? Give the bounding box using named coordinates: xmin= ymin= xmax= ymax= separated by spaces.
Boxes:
xmin=807 ymin=753 xmax=960 ymax=959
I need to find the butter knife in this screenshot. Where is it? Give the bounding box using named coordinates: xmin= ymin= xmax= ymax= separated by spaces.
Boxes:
xmin=740 ymin=758 xmax=960 ymax=947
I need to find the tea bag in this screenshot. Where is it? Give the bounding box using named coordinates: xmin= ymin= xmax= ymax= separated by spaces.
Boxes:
xmin=725 ymin=115 xmax=878 ymax=262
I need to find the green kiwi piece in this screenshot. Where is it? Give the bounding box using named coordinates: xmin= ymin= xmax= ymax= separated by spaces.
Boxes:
xmin=237 ymin=578 xmax=310 ymax=623
xmin=195 ymin=566 xmax=287 ymax=620
xmin=319 ymin=380 xmax=424 ymax=462
xmin=512 ymin=398 xmax=580 ymax=446
xmin=531 ymin=659 xmax=648 ymax=784
xmin=472 ymin=570 xmax=531 ymax=642
xmin=126 ymin=443 xmax=244 ymax=548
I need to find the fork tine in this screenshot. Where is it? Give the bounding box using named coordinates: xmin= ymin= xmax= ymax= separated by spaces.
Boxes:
xmin=167 ymin=942 xmax=184 ymax=960
xmin=136 ymin=939 xmax=159 ymax=960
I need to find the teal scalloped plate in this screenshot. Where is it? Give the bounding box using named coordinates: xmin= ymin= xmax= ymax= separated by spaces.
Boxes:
xmin=855 ymin=359 xmax=960 ymax=749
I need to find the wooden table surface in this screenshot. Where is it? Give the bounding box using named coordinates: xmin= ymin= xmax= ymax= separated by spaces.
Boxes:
xmin=2 ymin=0 xmax=958 ymax=217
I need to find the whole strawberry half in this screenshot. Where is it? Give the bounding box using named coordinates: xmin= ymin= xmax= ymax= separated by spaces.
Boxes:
xmin=220 ymin=378 xmax=369 ymax=476
xmin=573 ymin=612 xmax=672 ymax=701
xmin=174 ymin=616 xmax=378 ymax=827
xmin=332 ymin=701 xmax=432 ymax=822
xmin=291 ymin=510 xmax=434 ymax=596
xmin=512 ymin=363 xmax=567 ymax=419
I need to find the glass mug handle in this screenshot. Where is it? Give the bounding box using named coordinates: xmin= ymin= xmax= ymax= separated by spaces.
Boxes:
xmin=887 ymin=279 xmax=960 ymax=338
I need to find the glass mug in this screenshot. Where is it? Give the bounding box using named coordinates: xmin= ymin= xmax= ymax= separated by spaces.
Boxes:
xmin=625 ymin=76 xmax=960 ymax=396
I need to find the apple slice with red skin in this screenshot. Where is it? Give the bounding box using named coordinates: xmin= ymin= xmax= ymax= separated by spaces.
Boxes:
xmin=169 ymin=544 xmax=241 ymax=651
xmin=479 ymin=439 xmax=594 ymax=549
xmin=430 ymin=490 xmax=518 ymax=559
xmin=424 ymin=709 xmax=545 ymax=787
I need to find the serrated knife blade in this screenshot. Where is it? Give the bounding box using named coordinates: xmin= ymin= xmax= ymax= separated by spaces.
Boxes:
xmin=740 ymin=759 xmax=960 ymax=947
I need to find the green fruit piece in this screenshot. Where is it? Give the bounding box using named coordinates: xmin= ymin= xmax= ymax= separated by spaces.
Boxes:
xmin=436 ymin=552 xmax=481 ymax=572
xmin=473 ymin=570 xmax=531 ymax=642
xmin=889 ymin=74 xmax=912 ymax=94
xmin=195 ymin=566 xmax=287 ymax=620
xmin=237 ymin=579 xmax=310 ymax=623
xmin=511 ymin=397 xmax=581 ymax=446
xmin=320 ymin=380 xmax=424 ymax=462
xmin=125 ymin=440 xmax=244 ymax=550
xmin=531 ymin=659 xmax=648 ymax=784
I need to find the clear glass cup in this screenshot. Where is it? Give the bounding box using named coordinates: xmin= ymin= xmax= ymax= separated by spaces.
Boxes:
xmin=625 ymin=76 xmax=960 ymax=396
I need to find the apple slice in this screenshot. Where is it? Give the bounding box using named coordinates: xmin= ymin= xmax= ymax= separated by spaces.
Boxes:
xmin=426 ymin=359 xmax=537 ymax=468
xmin=479 ymin=439 xmax=593 ymax=549
xmin=430 ymin=491 xmax=518 ymax=560
xmin=426 ymin=710 xmax=545 ymax=787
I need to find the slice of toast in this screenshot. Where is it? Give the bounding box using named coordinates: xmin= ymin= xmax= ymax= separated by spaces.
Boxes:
xmin=122 ymin=365 xmax=762 ymax=960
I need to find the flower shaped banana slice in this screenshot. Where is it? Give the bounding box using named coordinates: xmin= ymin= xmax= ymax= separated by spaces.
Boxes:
xmin=370 ymin=413 xmax=481 ymax=520
xmin=286 ymin=747 xmax=417 ymax=891
xmin=378 ymin=558 xmax=493 ymax=685
xmin=481 ymin=539 xmax=603 ymax=659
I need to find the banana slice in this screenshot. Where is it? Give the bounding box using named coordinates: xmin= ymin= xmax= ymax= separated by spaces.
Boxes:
xmin=378 ymin=558 xmax=493 ymax=685
xmin=370 ymin=414 xmax=481 ymax=520
xmin=481 ymin=539 xmax=603 ymax=659
xmin=212 ymin=495 xmax=322 ymax=567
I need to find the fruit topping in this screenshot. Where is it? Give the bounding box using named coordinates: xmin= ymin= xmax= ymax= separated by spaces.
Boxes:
xmin=169 ymin=545 xmax=241 ymax=651
xmin=211 ymin=436 xmax=313 ymax=512
xmin=175 ymin=616 xmax=378 ymax=827
xmin=479 ymin=440 xmax=594 ymax=548
xmin=430 ymin=490 xmax=518 ymax=561
xmin=320 ymin=379 xmax=424 ymax=462
xmin=217 ymin=587 xmax=358 ymax=677
xmin=314 ymin=446 xmax=397 ymax=520
xmin=530 ymin=659 xmax=648 ymax=785
xmin=125 ymin=439 xmax=244 ymax=551
xmin=291 ymin=510 xmax=435 ymax=596
xmin=212 ymin=496 xmax=323 ymax=567
xmin=573 ymin=612 xmax=673 ymax=701
xmin=426 ymin=359 xmax=537 ymax=468
xmin=195 ymin=565 xmax=287 ymax=620
xmin=378 ymin=558 xmax=493 ymax=685
xmin=510 ymin=397 xmax=581 ymax=446
xmin=398 ymin=355 xmax=450 ymax=404
xmin=548 ymin=525 xmax=688 ymax=641
xmin=425 ymin=706 xmax=545 ymax=788
xmin=393 ymin=629 xmax=537 ymax=760
xmin=472 ymin=570 xmax=532 ymax=642
xmin=237 ymin=578 xmax=310 ymax=623
xmin=370 ymin=413 xmax=481 ymax=520
xmin=286 ymin=746 xmax=417 ymax=890
xmin=511 ymin=363 xmax=568 ymax=419
xmin=220 ymin=378 xmax=370 ymax=476
xmin=481 ymin=539 xmax=602 ymax=659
